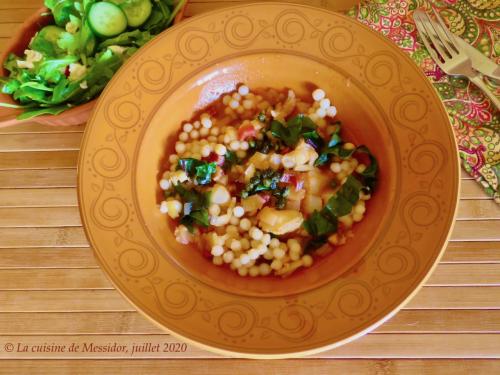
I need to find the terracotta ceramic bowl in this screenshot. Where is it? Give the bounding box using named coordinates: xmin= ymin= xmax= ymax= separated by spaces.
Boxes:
xmin=0 ymin=3 xmax=187 ymax=128
xmin=79 ymin=3 xmax=460 ymax=358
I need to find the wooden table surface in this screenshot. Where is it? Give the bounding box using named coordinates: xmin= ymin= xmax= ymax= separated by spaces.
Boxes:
xmin=1 ymin=0 xmax=500 ymax=373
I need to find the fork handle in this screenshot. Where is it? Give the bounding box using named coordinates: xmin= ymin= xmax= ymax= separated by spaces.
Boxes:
xmin=470 ymin=75 xmax=500 ymax=110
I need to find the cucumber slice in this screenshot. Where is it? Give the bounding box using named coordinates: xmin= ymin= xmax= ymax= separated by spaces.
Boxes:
xmin=110 ymin=0 xmax=153 ymax=28
xmin=88 ymin=2 xmax=128 ymax=38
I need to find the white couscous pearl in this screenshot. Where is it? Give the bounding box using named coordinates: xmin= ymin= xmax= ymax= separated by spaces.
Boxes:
xmin=259 ymin=263 xmax=271 ymax=276
xmin=230 ymin=240 xmax=242 ymax=251
xmin=272 ymin=248 xmax=285 ymax=259
xmin=249 ymin=227 xmax=263 ymax=241
xmin=320 ymin=98 xmax=331 ymax=109
xmin=169 ymin=154 xmax=178 ymax=164
xmin=175 ymin=142 xmax=186 ymax=154
xmin=316 ymin=107 xmax=327 ymax=118
xmin=239 ymin=218 xmax=251 ymax=231
xmin=249 ymin=266 xmax=260 ymax=277
xmin=201 ymin=145 xmax=212 ymax=157
xmin=270 ymin=259 xmax=283 ymax=270
xmin=159 ymin=179 xmax=170 ymax=190
xmin=179 ymin=132 xmax=189 ymax=142
xmin=240 ymin=238 xmax=250 ymax=250
xmin=229 ymin=216 xmax=240 ymax=226
xmin=302 ymin=255 xmax=313 ymax=267
xmin=270 ymin=238 xmax=280 ymax=248
xmin=312 ymin=88 xmax=326 ymax=101
xmin=229 ymin=140 xmax=240 ymax=151
xmin=159 ymin=201 xmax=168 ymax=214
xmin=210 ymin=127 xmax=220 ymax=136
xmin=330 ymin=162 xmax=342 ymax=173
xmin=201 ymin=117 xmax=212 ymax=129
xmin=223 ymin=251 xmax=234 ymax=263
xmin=238 ymin=267 xmax=248 ymax=276
xmin=193 ymin=121 xmax=201 ymax=129
xmin=262 ymin=233 xmax=271 ymax=245
xmin=233 ymin=206 xmax=244 ymax=218
xmin=238 ymin=85 xmax=250 ymax=96
xmin=200 ymin=127 xmax=209 ymax=137
xmin=183 ymin=123 xmax=193 ymax=132
xmin=222 ymin=95 xmax=231 ymax=105
xmin=229 ymin=99 xmax=239 ymax=109
xmin=356 ymin=164 xmax=367 ymax=173
xmin=215 ymin=144 xmax=227 ymax=156
xmin=211 ymin=245 xmax=224 ymax=257
xmin=208 ymin=204 xmax=220 ymax=216
xmin=327 ymin=106 xmax=337 ymax=117
xmin=248 ymin=248 xmax=260 ymax=260
xmin=240 ymin=254 xmax=251 ymax=265
xmin=242 ymin=100 xmax=253 ymax=109
xmin=190 ymin=130 xmax=200 ymax=139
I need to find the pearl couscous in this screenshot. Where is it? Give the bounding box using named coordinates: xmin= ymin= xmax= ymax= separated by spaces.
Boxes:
xmin=158 ymin=85 xmax=378 ymax=277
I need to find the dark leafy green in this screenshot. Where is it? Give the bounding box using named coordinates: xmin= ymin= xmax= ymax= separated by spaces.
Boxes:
xmin=303 ymin=175 xmax=366 ymax=251
xmin=270 ymin=114 xmax=320 ymax=148
xmin=223 ymin=151 xmax=241 ymax=171
xmin=177 ymin=158 xmax=217 ymax=186
xmin=173 ymin=184 xmax=210 ymax=230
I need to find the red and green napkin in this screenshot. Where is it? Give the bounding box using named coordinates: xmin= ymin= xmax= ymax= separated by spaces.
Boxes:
xmin=345 ymin=0 xmax=499 ymax=203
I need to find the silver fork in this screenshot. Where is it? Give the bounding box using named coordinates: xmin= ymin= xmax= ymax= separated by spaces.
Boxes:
xmin=413 ymin=10 xmax=500 ymax=109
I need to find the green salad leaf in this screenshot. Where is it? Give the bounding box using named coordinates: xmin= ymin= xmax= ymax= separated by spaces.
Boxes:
xmin=1 ymin=0 xmax=186 ymax=120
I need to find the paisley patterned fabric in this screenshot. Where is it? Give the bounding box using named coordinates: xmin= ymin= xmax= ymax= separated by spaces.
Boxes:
xmin=346 ymin=0 xmax=500 ymax=203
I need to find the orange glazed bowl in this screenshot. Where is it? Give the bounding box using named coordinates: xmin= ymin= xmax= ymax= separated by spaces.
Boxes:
xmin=0 ymin=3 xmax=187 ymax=128
xmin=78 ymin=3 xmax=460 ymax=358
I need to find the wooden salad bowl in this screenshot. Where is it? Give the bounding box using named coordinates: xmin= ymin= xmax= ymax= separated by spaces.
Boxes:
xmin=0 ymin=3 xmax=187 ymax=128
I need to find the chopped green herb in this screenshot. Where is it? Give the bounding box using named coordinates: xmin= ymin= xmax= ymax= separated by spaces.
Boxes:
xmin=240 ymin=168 xmax=289 ymax=209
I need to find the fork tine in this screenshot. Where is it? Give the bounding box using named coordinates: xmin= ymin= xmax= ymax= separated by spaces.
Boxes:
xmin=432 ymin=8 xmax=460 ymax=54
xmin=413 ymin=11 xmax=446 ymax=66
xmin=415 ymin=11 xmax=452 ymax=61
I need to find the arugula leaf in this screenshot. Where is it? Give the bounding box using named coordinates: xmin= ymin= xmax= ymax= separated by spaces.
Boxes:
xmin=98 ymin=30 xmax=153 ymax=49
xmin=44 ymin=0 xmax=77 ymax=27
xmin=178 ymin=158 xmax=217 ymax=185
xmin=16 ymin=105 xmax=69 ymax=120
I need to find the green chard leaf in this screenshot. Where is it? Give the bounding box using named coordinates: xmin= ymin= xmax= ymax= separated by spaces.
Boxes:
xmin=177 ymin=158 xmax=217 ymax=186
xmin=303 ymin=210 xmax=338 ymax=237
xmin=174 ymin=184 xmax=211 ymax=230
xmin=270 ymin=114 xmax=321 ymax=148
